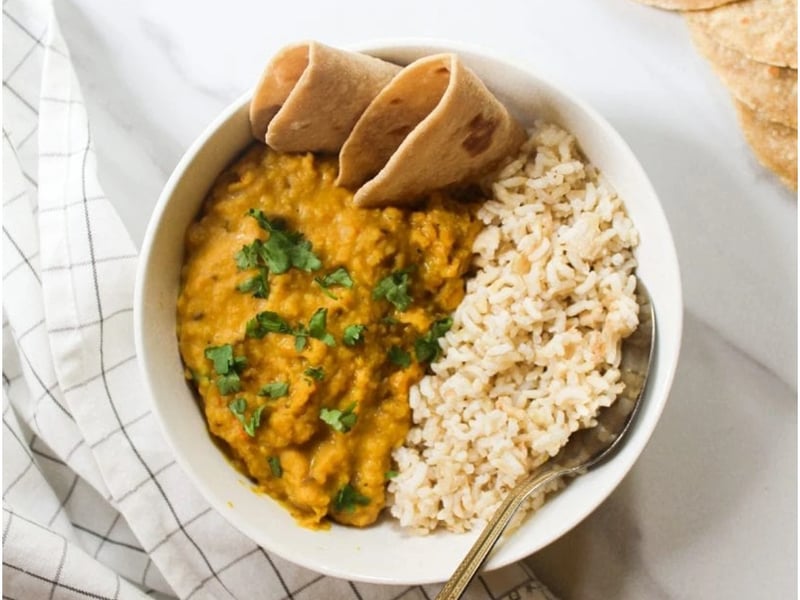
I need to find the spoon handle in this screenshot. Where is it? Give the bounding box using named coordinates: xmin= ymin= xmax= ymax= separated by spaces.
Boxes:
xmin=435 ymin=465 xmax=568 ymax=600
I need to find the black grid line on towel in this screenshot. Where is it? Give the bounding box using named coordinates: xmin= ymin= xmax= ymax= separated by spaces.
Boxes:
xmin=3 ymin=8 xmax=68 ymax=58
xmin=4 ymin=24 xmax=47 ymax=81
xmin=3 ymin=562 xmax=115 ymax=600
xmin=47 ymin=306 xmax=132 ymax=335
xmin=2 ymin=225 xmax=41 ymax=284
xmin=70 ymin=521 xmax=145 ymax=556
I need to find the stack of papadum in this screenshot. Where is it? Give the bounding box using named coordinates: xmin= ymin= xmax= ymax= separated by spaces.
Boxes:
xmin=635 ymin=0 xmax=798 ymax=190
xmin=249 ymin=41 xmax=525 ymax=208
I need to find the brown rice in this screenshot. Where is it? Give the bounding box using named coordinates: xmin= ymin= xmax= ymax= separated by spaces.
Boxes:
xmin=389 ymin=121 xmax=640 ymax=533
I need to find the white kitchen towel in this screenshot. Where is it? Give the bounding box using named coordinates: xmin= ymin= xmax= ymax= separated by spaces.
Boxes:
xmin=1 ymin=1 xmax=559 ymax=599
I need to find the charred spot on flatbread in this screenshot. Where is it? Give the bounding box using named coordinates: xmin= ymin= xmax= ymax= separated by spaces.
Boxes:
xmin=463 ymin=114 xmax=499 ymax=157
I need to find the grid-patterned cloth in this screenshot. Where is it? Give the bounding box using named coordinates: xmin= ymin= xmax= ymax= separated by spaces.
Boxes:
xmin=1 ymin=1 xmax=559 ymax=598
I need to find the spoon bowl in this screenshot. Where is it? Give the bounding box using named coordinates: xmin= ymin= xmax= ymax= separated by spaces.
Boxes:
xmin=437 ymin=280 xmax=656 ymax=599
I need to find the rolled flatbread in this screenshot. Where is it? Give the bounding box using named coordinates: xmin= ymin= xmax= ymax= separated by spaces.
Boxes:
xmin=249 ymin=41 xmax=401 ymax=153
xmin=338 ymin=53 xmax=525 ymax=207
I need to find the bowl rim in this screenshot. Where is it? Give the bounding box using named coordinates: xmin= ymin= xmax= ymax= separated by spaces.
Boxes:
xmin=134 ymin=38 xmax=683 ymax=584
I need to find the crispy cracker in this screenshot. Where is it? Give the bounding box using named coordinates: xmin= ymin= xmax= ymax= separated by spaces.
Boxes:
xmin=688 ymin=20 xmax=797 ymax=126
xmin=735 ymin=99 xmax=798 ymax=189
xmin=685 ymin=0 xmax=797 ymax=68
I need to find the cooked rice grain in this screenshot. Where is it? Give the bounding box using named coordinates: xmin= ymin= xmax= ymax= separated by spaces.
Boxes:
xmin=389 ymin=121 xmax=640 ymax=533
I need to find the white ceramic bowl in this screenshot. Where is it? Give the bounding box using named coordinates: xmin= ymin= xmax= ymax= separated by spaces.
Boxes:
xmin=134 ymin=40 xmax=683 ymax=585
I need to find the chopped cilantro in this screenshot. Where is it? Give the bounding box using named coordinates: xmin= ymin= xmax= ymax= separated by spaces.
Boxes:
xmin=204 ymin=344 xmax=247 ymax=394
xmin=236 ymin=267 xmax=269 ymax=299
xmin=268 ymin=456 xmax=282 ymax=477
xmin=388 ymin=346 xmax=411 ymax=368
xmin=320 ymin=402 xmax=357 ymax=433
xmin=342 ymin=324 xmax=366 ymax=347
xmin=245 ymin=209 xmax=322 ymax=273
xmin=414 ymin=316 xmax=453 ymax=363
xmin=307 ymin=308 xmax=335 ymax=347
xmin=228 ymin=398 xmax=266 ymax=437
xmin=246 ymin=311 xmax=291 ymax=339
xmin=373 ymin=268 xmax=413 ymax=311
xmin=204 ymin=345 xmax=234 ymax=374
xmin=294 ymin=333 xmax=307 ymax=352
xmin=258 ymin=381 xmax=289 ymax=399
xmin=247 ymin=309 xmax=334 ymax=349
xmin=304 ymin=366 xmax=325 ymax=381
xmin=381 ymin=316 xmax=399 ymax=325
xmin=314 ymin=267 xmax=354 ymax=298
xmin=385 ymin=470 xmax=399 ymax=480
xmin=216 ymin=373 xmax=242 ymax=395
xmin=333 ymin=484 xmax=370 ymax=513
xmin=234 ymin=241 xmax=263 ymax=270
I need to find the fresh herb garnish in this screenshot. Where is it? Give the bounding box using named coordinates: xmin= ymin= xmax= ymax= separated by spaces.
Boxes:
xmin=268 ymin=456 xmax=282 ymax=477
xmin=246 ymin=309 xmax=334 ymax=349
xmin=320 ymin=402 xmax=357 ymax=433
xmin=332 ymin=483 xmax=370 ymax=512
xmin=414 ymin=316 xmax=453 ymax=363
xmin=235 ymin=241 xmax=263 ymax=270
xmin=204 ymin=344 xmax=247 ymax=394
xmin=314 ymin=267 xmax=354 ymax=298
xmin=380 ymin=316 xmax=399 ymax=325
xmin=246 ymin=209 xmax=322 ymax=273
xmin=236 ymin=267 xmax=269 ymax=299
xmin=385 ymin=470 xmax=399 ymax=480
xmin=388 ymin=346 xmax=411 ymax=368
xmin=228 ymin=397 xmax=266 ymax=437
xmin=307 ymin=308 xmax=335 ymax=347
xmin=372 ymin=268 xmax=413 ymax=311
xmin=246 ymin=311 xmax=291 ymax=339
xmin=304 ymin=366 xmax=325 ymax=381
xmin=342 ymin=324 xmax=366 ymax=347
xmin=258 ymin=381 xmax=289 ymax=399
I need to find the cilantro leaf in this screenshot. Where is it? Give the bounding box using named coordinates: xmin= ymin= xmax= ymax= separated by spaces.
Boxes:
xmin=237 ymin=268 xmax=269 ymax=299
xmin=234 ymin=241 xmax=263 ymax=270
xmin=288 ymin=239 xmax=322 ymax=272
xmin=245 ymin=209 xmax=322 ymax=274
xmin=388 ymin=346 xmax=411 ymax=368
xmin=228 ymin=398 xmax=266 ymax=437
xmin=320 ymin=402 xmax=357 ymax=433
xmin=308 ymin=308 xmax=335 ymax=347
xmin=332 ymin=484 xmax=370 ymax=512
xmin=217 ymin=373 xmax=242 ymax=395
xmin=246 ymin=311 xmax=291 ymax=339
xmin=414 ymin=316 xmax=453 ymax=363
xmin=294 ymin=334 xmax=307 ymax=352
xmin=204 ymin=345 xmax=234 ymax=375
xmin=385 ymin=470 xmax=399 ymax=480
xmin=205 ymin=344 xmax=247 ymax=395
xmin=342 ymin=324 xmax=366 ymax=347
xmin=373 ymin=268 xmax=413 ymax=311
xmin=314 ymin=267 xmax=354 ymax=298
xmin=268 ymin=456 xmax=282 ymax=477
xmin=258 ymin=381 xmax=289 ymax=398
xmin=304 ymin=366 xmax=325 ymax=381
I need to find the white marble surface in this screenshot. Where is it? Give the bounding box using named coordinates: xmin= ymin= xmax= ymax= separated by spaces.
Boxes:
xmin=54 ymin=0 xmax=796 ymax=597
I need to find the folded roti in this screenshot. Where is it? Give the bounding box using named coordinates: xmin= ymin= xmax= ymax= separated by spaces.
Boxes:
xmin=249 ymin=41 xmax=400 ymax=153
xmin=338 ymin=53 xmax=526 ymax=207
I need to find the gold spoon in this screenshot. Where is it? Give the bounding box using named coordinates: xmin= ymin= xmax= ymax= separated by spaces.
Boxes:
xmin=436 ymin=281 xmax=656 ymax=600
